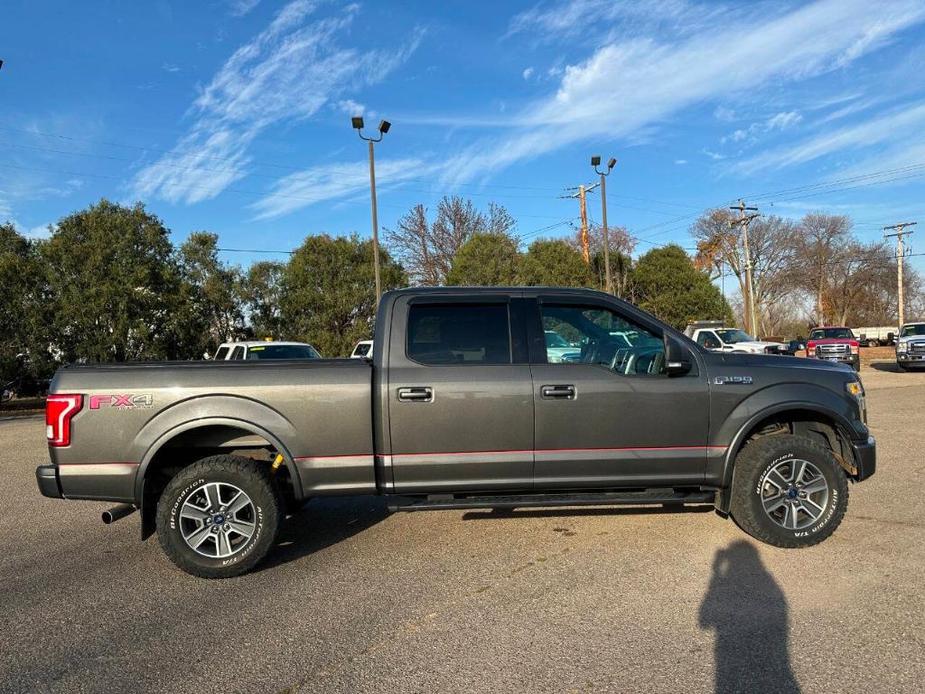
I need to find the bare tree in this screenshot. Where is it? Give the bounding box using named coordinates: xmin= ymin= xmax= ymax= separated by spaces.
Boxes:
xmin=693 ymin=210 xmax=799 ymax=334
xmin=385 ymin=197 xmax=516 ymax=286
xmin=791 ymin=213 xmax=853 ymax=325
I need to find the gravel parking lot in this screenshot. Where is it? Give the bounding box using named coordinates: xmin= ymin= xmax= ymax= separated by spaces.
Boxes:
xmin=1 ymin=361 xmax=923 ymax=693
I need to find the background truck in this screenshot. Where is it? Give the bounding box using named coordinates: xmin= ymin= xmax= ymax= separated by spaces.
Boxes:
xmin=895 ymin=321 xmax=925 ymax=371
xmin=806 ymin=327 xmax=860 ymax=371
xmin=854 ymin=326 xmax=897 ymax=348
xmin=37 ymin=287 xmax=875 ymax=578
xmin=684 ymin=321 xmax=786 ymax=355
xmin=212 ymin=341 xmax=321 ymax=360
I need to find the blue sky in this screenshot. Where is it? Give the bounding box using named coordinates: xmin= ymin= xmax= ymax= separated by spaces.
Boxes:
xmin=2 ymin=0 xmax=925 ymax=274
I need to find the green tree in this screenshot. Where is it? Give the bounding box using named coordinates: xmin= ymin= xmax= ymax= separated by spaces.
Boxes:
xmin=178 ymin=232 xmax=245 ymax=355
xmin=242 ymin=260 xmax=285 ymax=339
xmin=280 ymin=234 xmax=406 ymax=356
xmin=519 ymin=239 xmax=592 ymax=287
xmin=633 ymin=244 xmax=732 ymax=329
xmin=38 ymin=199 xmax=186 ymax=363
xmin=446 ymin=231 xmax=521 ymax=286
xmin=0 ymin=223 xmax=40 ymax=384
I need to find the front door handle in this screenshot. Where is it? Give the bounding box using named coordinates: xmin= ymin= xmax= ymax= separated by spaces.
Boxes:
xmin=398 ymin=387 xmax=434 ymax=402
xmin=541 ymin=384 xmax=576 ymax=400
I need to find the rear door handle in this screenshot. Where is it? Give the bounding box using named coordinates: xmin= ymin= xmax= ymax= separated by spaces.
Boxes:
xmin=541 ymin=384 xmax=576 ymax=400
xmin=398 ymin=387 xmax=434 ymax=402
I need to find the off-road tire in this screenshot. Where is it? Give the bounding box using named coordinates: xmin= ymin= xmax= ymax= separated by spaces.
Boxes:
xmin=156 ymin=455 xmax=281 ymax=578
xmin=730 ymin=434 xmax=849 ymax=548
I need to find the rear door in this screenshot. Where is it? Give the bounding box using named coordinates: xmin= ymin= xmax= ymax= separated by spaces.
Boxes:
xmin=528 ymin=296 xmax=712 ymax=489
xmin=386 ymin=294 xmax=534 ymax=493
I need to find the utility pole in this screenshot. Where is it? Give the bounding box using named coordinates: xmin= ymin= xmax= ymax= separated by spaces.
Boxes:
xmin=562 ymin=181 xmax=600 ymax=265
xmin=592 ymin=156 xmax=617 ymax=293
xmin=884 ymin=221 xmax=917 ymax=327
xmin=351 ymin=116 xmax=391 ymax=306
xmin=729 ymin=199 xmax=760 ymax=336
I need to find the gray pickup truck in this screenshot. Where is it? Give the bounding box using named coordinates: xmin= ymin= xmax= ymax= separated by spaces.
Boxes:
xmin=37 ymin=287 xmax=876 ymax=578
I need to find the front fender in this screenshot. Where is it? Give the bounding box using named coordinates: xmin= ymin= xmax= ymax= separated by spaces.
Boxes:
xmin=711 ymin=382 xmax=864 ymax=492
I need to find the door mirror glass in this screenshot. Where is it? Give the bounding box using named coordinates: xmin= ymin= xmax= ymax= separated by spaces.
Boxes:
xmin=664 ymin=335 xmax=692 ymax=375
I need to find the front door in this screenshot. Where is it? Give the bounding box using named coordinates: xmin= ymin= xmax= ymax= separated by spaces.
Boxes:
xmin=387 ymin=296 xmax=534 ymax=493
xmin=529 ymin=298 xmax=713 ymax=489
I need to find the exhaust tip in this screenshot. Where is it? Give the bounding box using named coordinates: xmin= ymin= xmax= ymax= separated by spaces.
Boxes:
xmin=102 ymin=504 xmax=136 ymax=524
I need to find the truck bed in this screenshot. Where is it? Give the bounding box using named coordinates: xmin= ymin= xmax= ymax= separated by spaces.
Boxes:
xmin=50 ymin=359 xmax=375 ymax=502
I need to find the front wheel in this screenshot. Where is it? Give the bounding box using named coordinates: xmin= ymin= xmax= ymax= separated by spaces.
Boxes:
xmin=730 ymin=435 xmax=848 ymax=548
xmin=156 ymin=455 xmax=282 ymax=578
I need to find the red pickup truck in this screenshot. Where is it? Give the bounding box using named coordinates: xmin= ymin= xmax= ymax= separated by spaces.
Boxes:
xmin=806 ymin=327 xmax=860 ymax=371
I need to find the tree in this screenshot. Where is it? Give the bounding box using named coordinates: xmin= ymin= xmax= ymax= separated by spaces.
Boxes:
xmin=0 ymin=224 xmax=39 ymax=384
xmin=280 ymin=234 xmax=406 ymax=356
xmin=693 ymin=209 xmax=799 ymax=335
xmin=242 ymin=260 xmax=285 ymax=339
xmin=446 ymin=231 xmax=521 ymax=286
xmin=37 ymin=200 xmax=186 ymax=363
xmin=385 ymin=197 xmax=516 ymax=285
xmin=790 ymin=213 xmax=852 ymax=325
xmin=569 ymin=224 xmax=636 ymax=296
xmin=178 ymin=232 xmax=245 ymax=356
xmin=633 ymin=245 xmax=732 ymax=330
xmin=519 ymin=239 xmax=592 ymax=287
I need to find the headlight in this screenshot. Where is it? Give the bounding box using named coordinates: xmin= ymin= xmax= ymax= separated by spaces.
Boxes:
xmin=897 ymin=342 xmax=908 ymax=353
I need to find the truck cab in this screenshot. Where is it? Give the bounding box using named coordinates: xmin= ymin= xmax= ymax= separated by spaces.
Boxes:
xmin=686 ymin=323 xmax=785 ymax=355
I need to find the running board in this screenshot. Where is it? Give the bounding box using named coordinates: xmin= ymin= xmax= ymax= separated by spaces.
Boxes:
xmin=387 ymin=489 xmax=716 ymax=512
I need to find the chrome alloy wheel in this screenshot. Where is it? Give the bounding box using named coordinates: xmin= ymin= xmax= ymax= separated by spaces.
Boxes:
xmin=759 ymin=458 xmax=830 ymax=531
xmin=179 ymin=482 xmax=256 ymax=559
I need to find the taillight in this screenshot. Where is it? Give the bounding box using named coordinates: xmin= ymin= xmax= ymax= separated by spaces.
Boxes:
xmin=46 ymin=394 xmax=82 ymax=447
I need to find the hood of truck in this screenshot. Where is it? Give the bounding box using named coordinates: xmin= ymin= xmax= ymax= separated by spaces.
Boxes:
xmin=718 ymin=351 xmax=853 ymax=372
xmin=809 ymin=337 xmax=854 ymax=345
xmin=727 ymin=340 xmax=785 ymax=353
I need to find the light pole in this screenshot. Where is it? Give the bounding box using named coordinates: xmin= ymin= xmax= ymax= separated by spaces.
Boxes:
xmin=352 ymin=116 xmax=391 ymax=305
xmin=591 ymin=155 xmax=617 ymax=293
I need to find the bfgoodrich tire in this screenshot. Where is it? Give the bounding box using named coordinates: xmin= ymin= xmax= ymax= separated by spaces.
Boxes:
xmin=730 ymin=435 xmax=848 ymax=548
xmin=156 ymin=455 xmax=281 ymax=578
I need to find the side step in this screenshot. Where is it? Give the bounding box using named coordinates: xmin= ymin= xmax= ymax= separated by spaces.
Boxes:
xmin=387 ymin=489 xmax=715 ymax=513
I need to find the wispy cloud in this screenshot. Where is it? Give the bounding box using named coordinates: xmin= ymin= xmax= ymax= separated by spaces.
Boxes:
xmin=132 ymin=1 xmax=424 ymax=204
xmin=732 ymin=101 xmax=925 ymax=174
xmin=250 ymin=157 xmax=437 ymax=220
xmin=444 ymin=0 xmax=925 ymax=185
xmin=229 ymin=0 xmax=261 ymax=17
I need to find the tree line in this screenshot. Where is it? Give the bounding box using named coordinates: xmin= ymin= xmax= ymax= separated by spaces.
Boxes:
xmin=5 ymin=194 xmax=906 ymax=387
xmin=692 ymin=209 xmax=923 ymax=338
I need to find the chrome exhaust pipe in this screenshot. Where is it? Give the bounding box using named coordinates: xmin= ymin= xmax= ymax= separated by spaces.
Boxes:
xmin=102 ymin=504 xmax=136 ymax=524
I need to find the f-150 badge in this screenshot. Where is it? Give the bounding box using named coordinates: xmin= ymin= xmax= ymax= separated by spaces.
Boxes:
xmin=714 ymin=376 xmax=753 ymax=385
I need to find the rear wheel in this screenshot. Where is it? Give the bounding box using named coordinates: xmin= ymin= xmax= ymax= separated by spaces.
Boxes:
xmin=156 ymin=455 xmax=281 ymax=578
xmin=730 ymin=434 xmax=848 ymax=548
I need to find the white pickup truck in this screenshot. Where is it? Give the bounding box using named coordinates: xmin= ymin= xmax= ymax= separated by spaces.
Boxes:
xmin=685 ymin=324 xmax=786 ymax=355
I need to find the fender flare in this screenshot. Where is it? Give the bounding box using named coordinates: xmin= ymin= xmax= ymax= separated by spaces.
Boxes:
xmin=715 ymin=400 xmax=858 ymax=513
xmin=134 ymin=416 xmax=303 ymax=503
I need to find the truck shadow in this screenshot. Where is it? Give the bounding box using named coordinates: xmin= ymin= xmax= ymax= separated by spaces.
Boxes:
xmin=257 ymin=496 xmax=390 ymax=572
xmin=869 ymin=361 xmax=901 ymax=372
xmin=699 ymin=539 xmax=800 ymax=693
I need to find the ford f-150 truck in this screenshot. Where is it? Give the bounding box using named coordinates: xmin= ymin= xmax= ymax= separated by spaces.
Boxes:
xmin=37 ymin=287 xmax=876 ymax=578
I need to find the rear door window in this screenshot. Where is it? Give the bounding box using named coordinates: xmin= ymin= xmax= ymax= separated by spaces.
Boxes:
xmin=407 ymin=303 xmax=511 ymax=364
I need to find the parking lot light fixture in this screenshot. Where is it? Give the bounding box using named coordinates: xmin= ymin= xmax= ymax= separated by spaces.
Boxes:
xmin=353 ymin=115 xmax=392 ymax=305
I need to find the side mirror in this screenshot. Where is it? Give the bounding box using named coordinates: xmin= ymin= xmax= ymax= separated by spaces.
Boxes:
xmin=664 ymin=334 xmax=692 ymax=375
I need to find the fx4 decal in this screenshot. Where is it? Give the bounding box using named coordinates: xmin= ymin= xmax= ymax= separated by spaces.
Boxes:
xmin=89 ymin=394 xmax=154 ymax=410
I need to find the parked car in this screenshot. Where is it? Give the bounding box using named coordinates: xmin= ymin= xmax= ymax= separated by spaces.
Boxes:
xmin=350 ymin=340 xmax=374 ymax=359
xmin=854 ymin=326 xmax=897 ymax=347
xmin=806 ymin=327 xmax=860 ymax=371
xmin=685 ymin=323 xmax=786 ymax=355
xmin=544 ymin=330 xmax=581 ymax=363
xmin=213 ymin=341 xmax=321 ymax=360
xmin=37 ymin=287 xmax=875 ymax=578
xmin=895 ymin=322 xmax=925 ymax=371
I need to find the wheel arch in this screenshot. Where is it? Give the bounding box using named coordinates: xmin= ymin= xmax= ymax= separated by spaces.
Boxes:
xmin=715 ymin=400 xmax=858 ymax=513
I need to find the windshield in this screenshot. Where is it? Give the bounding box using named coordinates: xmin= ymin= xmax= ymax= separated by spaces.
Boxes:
xmin=716 ymin=329 xmax=754 ymax=344
xmin=810 ymin=328 xmax=854 ymax=340
xmin=545 ymin=332 xmax=570 ymax=348
xmin=245 ymin=344 xmax=320 ymax=359
xmin=901 ymin=324 xmax=925 ymax=337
